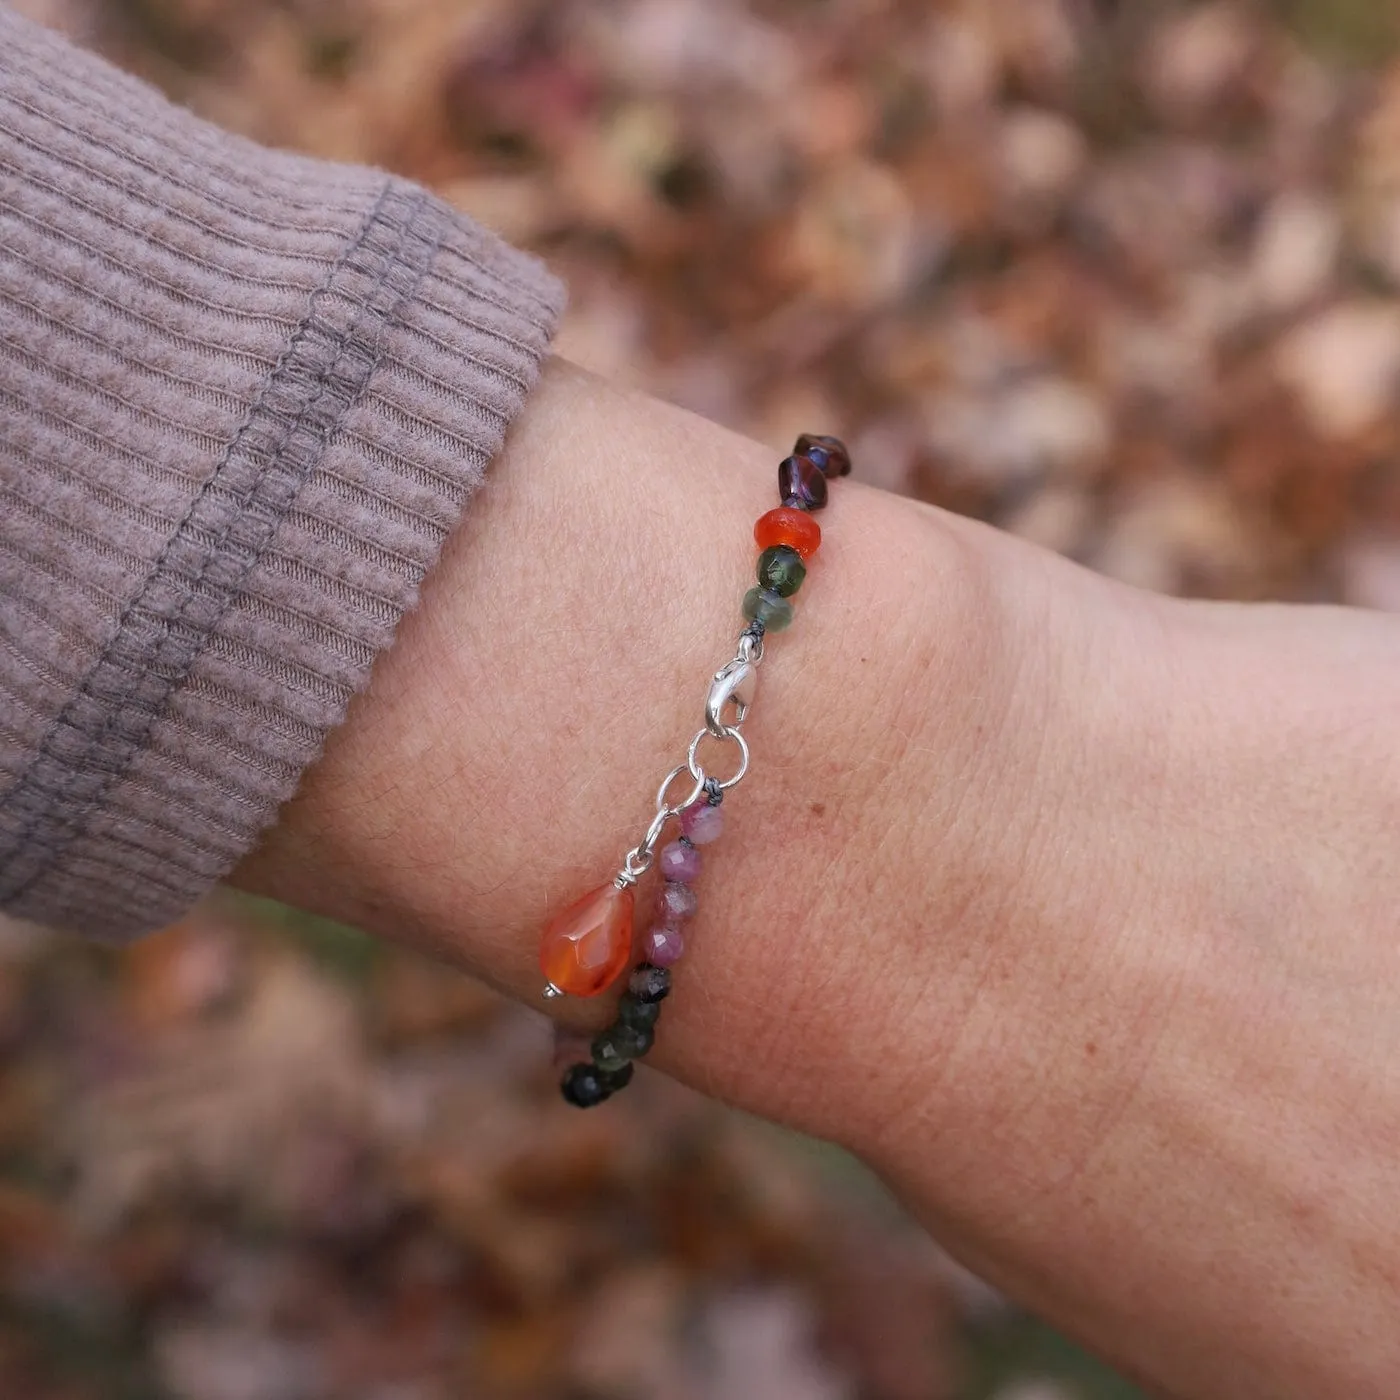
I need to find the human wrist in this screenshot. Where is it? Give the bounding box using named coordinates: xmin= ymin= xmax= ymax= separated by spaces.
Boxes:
xmin=230 ymin=358 xmax=1032 ymax=1136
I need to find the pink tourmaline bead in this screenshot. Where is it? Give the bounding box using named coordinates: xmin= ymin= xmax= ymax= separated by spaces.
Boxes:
xmin=659 ymin=839 xmax=701 ymax=883
xmin=644 ymin=925 xmax=686 ymax=967
xmin=680 ymin=801 xmax=723 ymax=845
xmin=657 ymin=881 xmax=698 ymax=922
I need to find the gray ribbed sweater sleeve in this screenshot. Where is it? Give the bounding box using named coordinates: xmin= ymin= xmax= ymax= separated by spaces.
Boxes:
xmin=0 ymin=6 xmax=565 ymax=938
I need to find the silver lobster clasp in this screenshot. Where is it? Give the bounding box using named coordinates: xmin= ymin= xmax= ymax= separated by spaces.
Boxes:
xmin=706 ymin=658 xmax=756 ymax=737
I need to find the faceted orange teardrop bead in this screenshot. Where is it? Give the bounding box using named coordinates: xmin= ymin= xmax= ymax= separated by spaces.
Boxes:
xmin=539 ymin=881 xmax=635 ymax=997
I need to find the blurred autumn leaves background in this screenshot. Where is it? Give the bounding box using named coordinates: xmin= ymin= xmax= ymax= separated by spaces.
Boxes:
xmin=6 ymin=0 xmax=1400 ymax=1396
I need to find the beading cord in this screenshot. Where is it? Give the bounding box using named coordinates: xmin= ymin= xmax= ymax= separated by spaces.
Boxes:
xmin=539 ymin=434 xmax=852 ymax=1107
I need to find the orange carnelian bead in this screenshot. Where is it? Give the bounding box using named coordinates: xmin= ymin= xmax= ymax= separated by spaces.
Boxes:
xmin=539 ymin=881 xmax=635 ymax=997
xmin=754 ymin=507 xmax=821 ymax=560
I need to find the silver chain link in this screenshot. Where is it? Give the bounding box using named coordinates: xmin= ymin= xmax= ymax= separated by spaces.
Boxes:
xmin=613 ymin=630 xmax=762 ymax=886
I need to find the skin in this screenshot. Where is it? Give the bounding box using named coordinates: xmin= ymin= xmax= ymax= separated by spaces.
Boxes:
xmin=234 ymin=358 xmax=1400 ymax=1399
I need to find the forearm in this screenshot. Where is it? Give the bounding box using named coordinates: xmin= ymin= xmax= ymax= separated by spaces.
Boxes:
xmin=878 ymin=588 xmax=1400 ymax=1397
xmin=234 ymin=358 xmax=1400 ymax=1397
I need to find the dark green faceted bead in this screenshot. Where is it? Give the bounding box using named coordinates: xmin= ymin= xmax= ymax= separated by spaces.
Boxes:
xmin=590 ymin=1033 xmax=629 ymax=1074
xmin=592 ymin=1021 xmax=654 ymax=1070
xmin=561 ymin=1063 xmax=610 ymax=1108
xmin=757 ymin=545 xmax=806 ymax=598
xmin=617 ymin=993 xmax=661 ymax=1031
xmin=561 ymin=1060 xmax=634 ymax=1107
xmin=742 ymin=587 xmax=794 ymax=632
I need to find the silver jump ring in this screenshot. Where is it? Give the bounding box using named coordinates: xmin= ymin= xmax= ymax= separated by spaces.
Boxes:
xmin=655 ymin=762 xmax=705 ymax=818
xmin=686 ymin=725 xmax=750 ymax=791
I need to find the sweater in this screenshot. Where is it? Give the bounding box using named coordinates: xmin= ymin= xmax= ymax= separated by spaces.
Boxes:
xmin=0 ymin=5 xmax=565 ymax=938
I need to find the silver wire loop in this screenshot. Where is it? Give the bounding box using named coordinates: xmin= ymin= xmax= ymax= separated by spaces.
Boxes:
xmin=687 ymin=724 xmax=750 ymax=791
xmin=619 ymin=846 xmax=653 ymax=882
xmin=640 ymin=806 xmax=670 ymax=857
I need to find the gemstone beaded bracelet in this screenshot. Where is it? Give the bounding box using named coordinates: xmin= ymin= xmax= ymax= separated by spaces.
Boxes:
xmin=539 ymin=433 xmax=852 ymax=1107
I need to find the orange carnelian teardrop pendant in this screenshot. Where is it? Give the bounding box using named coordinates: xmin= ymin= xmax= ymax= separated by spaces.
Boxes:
xmin=539 ymin=881 xmax=635 ymax=998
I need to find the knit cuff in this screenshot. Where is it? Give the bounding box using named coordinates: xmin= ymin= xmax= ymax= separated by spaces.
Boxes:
xmin=0 ymin=7 xmax=565 ymax=937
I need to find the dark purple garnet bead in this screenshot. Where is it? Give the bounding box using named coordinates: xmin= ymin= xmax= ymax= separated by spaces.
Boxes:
xmin=777 ymin=454 xmax=828 ymax=511
xmin=795 ymin=433 xmax=851 ymax=478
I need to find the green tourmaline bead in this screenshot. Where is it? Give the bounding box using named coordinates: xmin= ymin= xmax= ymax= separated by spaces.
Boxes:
xmin=561 ymin=1061 xmax=633 ymax=1108
xmin=742 ymin=586 xmax=794 ymax=632
xmin=560 ymin=1063 xmax=608 ymax=1107
xmin=592 ymin=1022 xmax=654 ymax=1071
xmin=757 ymin=545 xmax=806 ymax=598
xmin=617 ymin=992 xmax=661 ymax=1031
